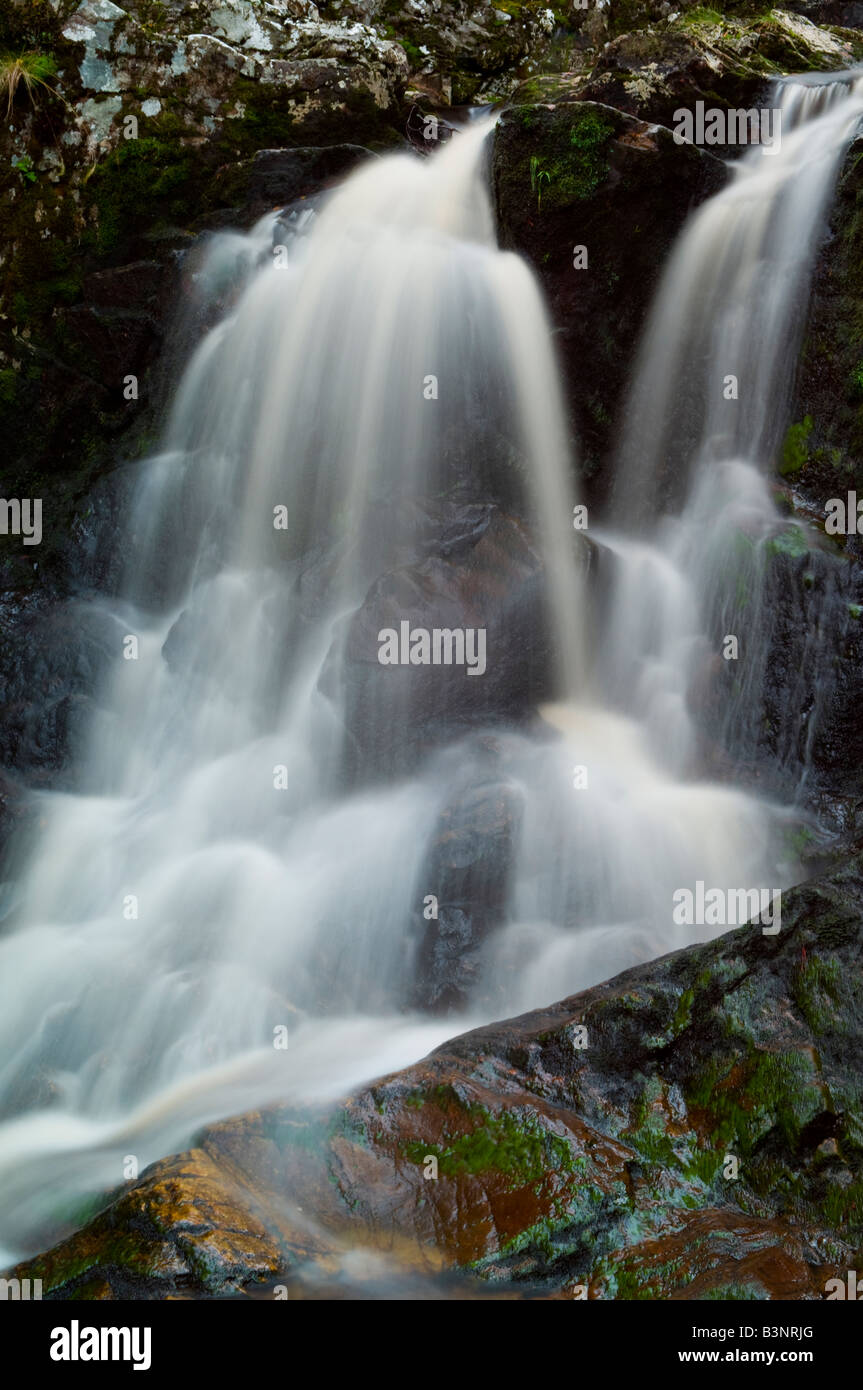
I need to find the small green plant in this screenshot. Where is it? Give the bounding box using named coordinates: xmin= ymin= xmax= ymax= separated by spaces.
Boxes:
xmin=530 ymin=154 xmax=551 ymax=211
xmin=682 ymin=7 xmax=725 ymax=28
xmin=12 ymin=153 xmax=37 ymax=184
xmin=0 ymin=50 xmax=57 ymax=118
xmin=779 ymin=416 xmax=813 ymax=477
xmin=135 ymin=1 xmax=169 ymax=35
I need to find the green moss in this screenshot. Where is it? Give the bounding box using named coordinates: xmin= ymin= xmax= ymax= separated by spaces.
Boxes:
xmin=403 ymin=1105 xmax=578 ymax=1183
xmin=672 ymin=987 xmax=695 ymax=1036
xmin=627 ymin=1077 xmax=691 ymax=1172
xmin=597 ymin=1251 xmax=688 ymax=1300
xmin=687 ymin=1047 xmax=824 ymax=1158
xmin=83 ymin=136 xmax=194 ymax=256
xmin=553 ymin=108 xmax=615 ymax=205
xmin=529 ymin=153 xmax=551 ymax=210
xmin=681 ymin=6 xmax=727 ymax=26
xmin=701 ymin=1281 xmax=767 ymax=1299
xmin=783 ymin=824 xmax=815 ymax=860
xmin=227 ymin=77 xmax=297 ymax=154
xmin=497 ymin=1216 xmax=561 ymax=1263
xmin=765 ymin=523 xmax=810 ymax=560
xmin=822 ymin=1178 xmax=863 ymax=1227
xmin=516 ymin=106 xmax=616 ymax=214
xmin=515 ymin=76 xmax=552 ymax=104
xmin=791 ymin=955 xmax=843 ymax=1035
xmin=20 ymin=1218 xmax=173 ymax=1295
xmin=586 ymin=394 xmax=612 ymax=426
xmin=0 ymin=1 xmax=77 ymax=49
xmin=134 ymin=0 xmax=168 ymax=34
xmin=0 ymin=368 xmax=18 ymax=407
xmin=779 ymin=416 xmax=813 ymax=476
xmin=400 ymin=37 xmax=423 ymax=67
xmin=3 ymin=212 xmax=85 ymax=325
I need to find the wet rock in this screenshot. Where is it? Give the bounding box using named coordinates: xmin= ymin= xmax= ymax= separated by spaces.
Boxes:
xmin=692 ymin=520 xmax=863 ymax=805
xmin=11 ymin=849 xmax=863 ymax=1297
xmin=0 ymin=599 xmax=122 ymax=784
xmin=492 ymin=101 xmax=726 ymax=493
xmin=576 ymin=11 xmax=860 ymax=133
xmin=330 ymin=511 xmax=592 ymax=778
xmin=7 ymin=1147 xmax=293 ymax=1299
xmin=789 ymin=134 xmax=863 ymax=504
xmin=0 ymin=769 xmax=39 ymax=871
xmin=412 ymin=775 xmax=523 ymax=1013
xmin=0 ymin=0 xmax=409 ymax=469
xmin=315 ymin=0 xmax=574 ymax=104
xmin=208 ymin=143 xmax=378 ymax=219
xmin=54 ymin=0 xmax=410 ymax=151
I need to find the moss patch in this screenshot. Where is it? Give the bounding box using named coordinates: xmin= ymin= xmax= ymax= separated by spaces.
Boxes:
xmin=402 ymin=1104 xmax=579 ymax=1183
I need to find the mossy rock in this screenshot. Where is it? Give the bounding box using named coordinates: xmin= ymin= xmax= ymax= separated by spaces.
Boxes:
xmin=9 ymin=850 xmax=863 ymax=1298
xmin=492 ymin=100 xmax=725 ymax=494
xmin=791 ymin=136 xmax=863 ymax=505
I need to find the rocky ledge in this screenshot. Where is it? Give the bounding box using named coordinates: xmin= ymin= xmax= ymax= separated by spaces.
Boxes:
xmin=10 ymin=850 xmax=862 ymax=1299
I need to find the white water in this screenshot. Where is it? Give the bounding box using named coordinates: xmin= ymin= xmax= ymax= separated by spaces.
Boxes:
xmin=1 ymin=81 xmax=860 ymax=1266
xmin=604 ymin=71 xmax=863 ymax=776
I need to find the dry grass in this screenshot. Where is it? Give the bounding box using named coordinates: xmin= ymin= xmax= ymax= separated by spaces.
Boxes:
xmin=1 ymin=51 xmax=57 ymax=119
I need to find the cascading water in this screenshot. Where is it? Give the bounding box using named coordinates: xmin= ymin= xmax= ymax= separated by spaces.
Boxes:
xmin=603 ymin=71 xmax=863 ymax=785
xmin=0 ymin=121 xmax=588 ymax=1262
xmin=1 ymin=75 xmax=859 ymax=1269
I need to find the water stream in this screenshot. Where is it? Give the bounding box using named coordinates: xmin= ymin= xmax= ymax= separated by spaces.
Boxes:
xmin=1 ymin=78 xmax=861 ymax=1266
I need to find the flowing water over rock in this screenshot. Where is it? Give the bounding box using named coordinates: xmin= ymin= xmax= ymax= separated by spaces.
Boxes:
xmin=2 ymin=82 xmax=861 ymax=1265
xmin=606 ymin=71 xmax=863 ymax=788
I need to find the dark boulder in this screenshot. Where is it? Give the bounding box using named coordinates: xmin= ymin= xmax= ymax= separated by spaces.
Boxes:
xmin=492 ymin=102 xmax=726 ymax=495
xmin=411 ymin=774 xmax=523 ymax=1013
xmin=205 ymin=145 xmax=379 ymax=224
xmin=690 ymin=519 xmax=863 ymax=812
xmin=788 ymin=135 xmax=863 ymax=505
xmin=0 ymin=598 xmax=122 ymax=785
xmin=327 ymin=510 xmax=594 ymax=779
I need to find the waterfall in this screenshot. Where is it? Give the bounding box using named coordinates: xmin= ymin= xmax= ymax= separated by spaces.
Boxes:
xmin=1 ymin=75 xmax=859 ymax=1265
xmin=615 ymin=71 xmax=863 ymax=522
xmin=0 ymin=120 xmax=587 ymax=1262
xmin=602 ymin=72 xmax=863 ymax=782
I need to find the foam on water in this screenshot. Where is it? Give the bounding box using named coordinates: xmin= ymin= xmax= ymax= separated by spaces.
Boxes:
xmin=3 ymin=86 xmax=860 ymax=1263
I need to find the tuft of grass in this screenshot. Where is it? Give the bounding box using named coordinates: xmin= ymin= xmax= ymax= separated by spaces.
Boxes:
xmin=1 ymin=50 xmax=57 ymax=119
xmin=530 ymin=154 xmax=551 ymax=210
xmin=682 ymin=6 xmax=726 ymax=27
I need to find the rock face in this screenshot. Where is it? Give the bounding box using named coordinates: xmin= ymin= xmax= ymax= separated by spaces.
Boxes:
xmin=0 ymin=600 xmax=120 ymax=786
xmin=677 ymin=514 xmax=863 ymax=815
xmin=574 ymin=9 xmax=861 ymax=131
xmin=789 ymin=135 xmax=863 ymax=505
xmin=316 ymin=0 xmax=569 ymax=104
xmin=10 ymin=851 xmax=863 ymax=1298
xmin=492 ymin=102 xmax=726 ymax=491
xmin=331 ymin=512 xmax=588 ymax=779
xmin=412 ymin=776 xmax=523 ymax=1013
